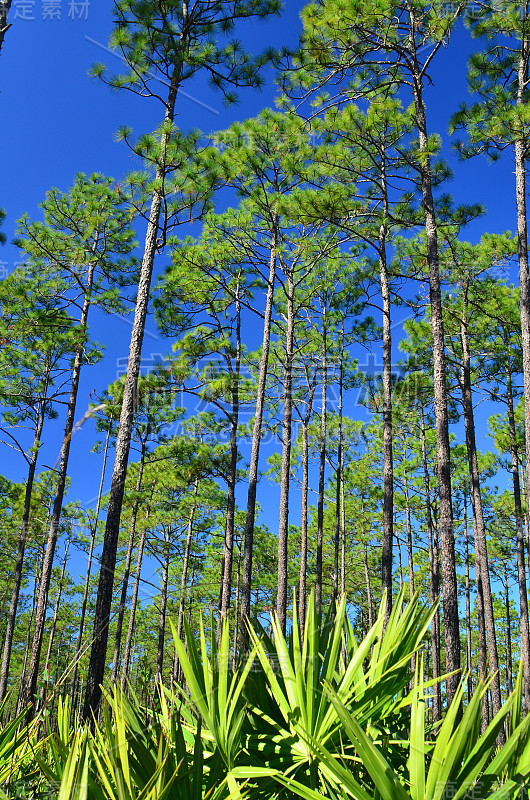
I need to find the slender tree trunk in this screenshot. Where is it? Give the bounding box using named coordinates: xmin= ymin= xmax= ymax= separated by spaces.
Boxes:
xmin=403 ymin=475 xmax=414 ymax=601
xmin=121 ymin=523 xmax=148 ymax=689
xmin=232 ymin=543 xmax=241 ymax=669
xmin=504 ymin=565 xmax=513 ymax=698
xmin=519 ymin=464 xmax=530 ymax=569
xmin=83 ymin=60 xmax=182 ymax=719
xmin=476 ymin=570 xmax=490 ymax=732
xmin=315 ymin=324 xmax=328 ymax=618
xmin=514 ymin=51 xmax=530 ymax=703
xmin=459 ymin=303 xmax=503 ymax=726
xmin=379 ymin=155 xmax=393 ymax=621
xmin=111 ymin=451 xmax=147 ymax=683
xmin=364 ymin=545 xmax=373 ymax=629
xmin=464 ymin=498 xmax=473 ymax=703
xmin=218 ymin=285 xmax=241 ymax=635
xmin=156 ymin=528 xmax=171 ymax=683
xmin=25 ymin=258 xmax=98 ymax=718
xmin=277 ymin=268 xmax=294 ymax=635
xmin=397 ymin=537 xmax=403 ymax=592
xmin=333 ymin=347 xmax=344 ymax=608
xmin=172 ymin=480 xmax=198 ymax=686
xmin=41 ymin=537 xmax=70 ymax=709
xmin=71 ymin=425 xmax=111 ymax=708
xmin=240 ymin=218 xmax=277 ymax=650
xmin=340 ymin=477 xmax=346 ymax=598
xmin=298 ymin=416 xmax=310 ymax=635
xmin=0 ymin=377 xmax=48 ymax=701
xmin=421 ymin=409 xmax=441 ymax=722
xmin=506 ymin=365 xmax=530 ymax=710
xmin=16 ymin=560 xmax=38 ymax=715
xmin=411 ymin=28 xmax=460 ymax=701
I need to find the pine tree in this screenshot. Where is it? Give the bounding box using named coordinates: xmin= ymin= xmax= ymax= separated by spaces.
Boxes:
xmin=451 ymin=6 xmax=530 ymax=707
xmin=286 ymin=0 xmax=469 ymax=701
xmin=0 ymin=267 xmax=80 ymax=702
xmin=16 ymin=174 xmax=137 ymax=718
xmin=84 ymin=0 xmax=281 ymax=718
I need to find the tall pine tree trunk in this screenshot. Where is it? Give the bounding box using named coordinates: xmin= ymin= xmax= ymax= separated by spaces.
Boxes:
xmin=340 ymin=476 xmax=346 ymax=597
xmin=111 ymin=452 xmax=146 ymax=683
xmin=504 ymin=564 xmax=513 ymax=698
xmin=25 ymin=258 xmax=97 ymax=717
xmin=459 ymin=303 xmax=503 ymax=726
xmin=71 ymin=425 xmax=111 ymax=707
xmin=410 ymin=31 xmax=460 ymax=700
xmin=506 ymin=365 xmax=530 ymax=710
xmin=121 ymin=523 xmax=148 ymax=689
xmin=172 ymin=480 xmax=198 ymax=686
xmin=298 ymin=416 xmax=310 ymax=635
xmin=40 ymin=537 xmax=70 ymax=709
xmin=232 ymin=541 xmax=241 ymax=668
xmin=403 ymin=475 xmax=414 ymax=600
xmin=218 ymin=286 xmax=241 ymax=634
xmin=0 ymin=371 xmax=48 ymax=701
xmin=156 ymin=528 xmax=170 ymax=683
xmin=333 ymin=346 xmax=344 ymax=608
xmin=240 ymin=219 xmax=277 ymax=650
xmin=315 ymin=325 xmax=328 ymax=618
xmin=16 ymin=559 xmax=38 ymax=715
xmin=364 ymin=544 xmax=373 ymax=629
xmin=514 ymin=50 xmax=530 ymax=689
xmin=476 ymin=570 xmax=490 ymax=732
xmin=464 ymin=498 xmax=473 ymax=702
xmin=379 ymin=155 xmax=393 ymax=621
xmin=421 ymin=409 xmax=441 ymax=722
xmin=277 ymin=267 xmax=294 ymax=635
xmin=83 ymin=62 xmax=182 ymax=718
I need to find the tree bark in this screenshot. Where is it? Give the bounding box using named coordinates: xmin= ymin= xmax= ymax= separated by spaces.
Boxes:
xmin=121 ymin=522 xmax=148 ymax=689
xmin=83 ymin=58 xmax=183 ymax=718
xmin=476 ymin=569 xmax=490 ymax=733
xmin=379 ymin=155 xmax=393 ymax=621
xmin=298 ymin=417 xmax=310 ymax=635
xmin=364 ymin=544 xmax=373 ymax=629
xmin=0 ymin=369 xmax=48 ymax=701
xmin=514 ymin=49 xmax=530 ymax=695
xmin=421 ymin=409 xmax=441 ymax=722
xmin=506 ymin=365 xmax=530 ymax=710
xmin=410 ymin=28 xmax=460 ymax=701
xmin=240 ymin=218 xmax=277 ymax=650
xmin=459 ymin=301 xmax=503 ymax=726
xmin=340 ymin=476 xmax=346 ymax=597
xmin=16 ymin=559 xmax=38 ymax=715
xmin=276 ymin=267 xmax=294 ymax=635
xmin=315 ymin=325 xmax=328 ymax=619
xmin=403 ymin=474 xmax=415 ymax=601
xmin=218 ymin=283 xmax=241 ymax=635
xmin=71 ymin=425 xmax=111 ymax=708
xmin=40 ymin=537 xmax=70 ymax=710
xmin=463 ymin=498 xmax=473 ymax=703
xmin=504 ymin=565 xmax=513 ymax=698
xmin=111 ymin=452 xmax=146 ymax=684
xmin=232 ymin=542 xmax=241 ymax=669
xmin=156 ymin=528 xmax=171 ymax=683
xmin=333 ymin=346 xmax=344 ymax=608
xmin=172 ymin=480 xmax=198 ymax=686
xmin=25 ymin=257 xmax=98 ymax=718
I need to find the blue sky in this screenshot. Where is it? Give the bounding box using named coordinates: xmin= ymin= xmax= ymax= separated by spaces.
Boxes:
xmin=0 ymin=2 xmax=523 ymax=603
